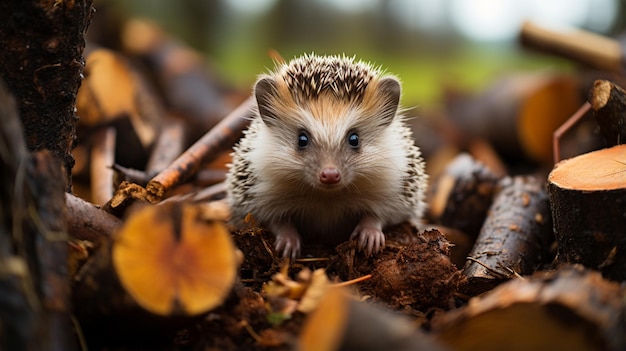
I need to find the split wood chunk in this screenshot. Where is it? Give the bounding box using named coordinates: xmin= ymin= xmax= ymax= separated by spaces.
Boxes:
xmin=90 ymin=126 xmax=116 ymax=205
xmin=589 ymin=80 xmax=626 ymax=146
xmin=112 ymin=202 xmax=238 ymax=316
xmin=77 ymin=48 xmax=164 ymax=167
xmin=548 ymin=144 xmax=626 ymax=281
xmin=435 ymin=265 xmax=626 ymax=351
xmin=145 ymin=116 xmax=186 ymax=176
xmin=429 ymin=153 xmax=501 ymax=238
xmin=299 ymin=288 xmax=447 ymax=351
xmin=461 ymin=176 xmax=553 ymax=296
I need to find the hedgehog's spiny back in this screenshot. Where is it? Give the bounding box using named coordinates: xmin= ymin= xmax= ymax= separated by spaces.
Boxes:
xmin=276 ymin=54 xmax=380 ymax=103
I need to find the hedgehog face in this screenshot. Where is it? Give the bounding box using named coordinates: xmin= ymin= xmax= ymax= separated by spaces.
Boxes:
xmin=252 ymin=56 xmax=404 ymax=195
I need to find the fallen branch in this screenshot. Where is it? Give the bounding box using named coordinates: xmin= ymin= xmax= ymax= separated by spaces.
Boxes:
xmin=146 ymin=96 xmax=255 ymax=202
xmin=65 ymin=193 xmax=122 ymax=243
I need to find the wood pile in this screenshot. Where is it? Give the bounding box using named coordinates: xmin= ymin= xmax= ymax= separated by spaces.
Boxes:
xmin=0 ymin=4 xmax=625 ymax=350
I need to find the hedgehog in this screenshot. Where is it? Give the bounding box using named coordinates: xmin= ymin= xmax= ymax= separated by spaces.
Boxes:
xmin=226 ymin=54 xmax=427 ymax=259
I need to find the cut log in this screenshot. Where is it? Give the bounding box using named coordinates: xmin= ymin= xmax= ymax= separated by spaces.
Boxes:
xmin=73 ymin=202 xmax=238 ymax=344
xmin=299 ymin=287 xmax=448 ymax=351
xmin=461 ymin=176 xmax=553 ymax=296
xmin=435 ymin=265 xmax=626 ymax=351
xmin=589 ymin=80 xmax=626 ymax=146
xmin=429 ymin=153 xmax=502 ymax=238
xmin=446 ymin=74 xmax=582 ymax=164
xmin=548 ymin=144 xmax=626 ymax=281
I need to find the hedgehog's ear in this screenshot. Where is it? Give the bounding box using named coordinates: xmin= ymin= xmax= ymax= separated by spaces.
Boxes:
xmin=254 ymin=77 xmax=279 ymax=126
xmin=377 ymin=77 xmax=401 ymax=125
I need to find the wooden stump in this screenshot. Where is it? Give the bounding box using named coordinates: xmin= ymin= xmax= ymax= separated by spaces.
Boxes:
xmin=548 ymin=144 xmax=626 ymax=281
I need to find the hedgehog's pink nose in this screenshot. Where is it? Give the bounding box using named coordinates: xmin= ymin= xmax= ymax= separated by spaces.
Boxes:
xmin=320 ymin=168 xmax=341 ymax=184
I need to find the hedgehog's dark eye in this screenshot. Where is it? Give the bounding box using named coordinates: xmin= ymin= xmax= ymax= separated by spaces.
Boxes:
xmin=297 ymin=132 xmax=309 ymax=149
xmin=348 ymin=132 xmax=359 ymax=149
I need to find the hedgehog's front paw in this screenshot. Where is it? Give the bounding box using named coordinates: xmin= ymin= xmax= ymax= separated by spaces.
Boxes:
xmin=350 ymin=216 xmax=385 ymax=256
xmin=272 ymin=223 xmax=301 ymax=260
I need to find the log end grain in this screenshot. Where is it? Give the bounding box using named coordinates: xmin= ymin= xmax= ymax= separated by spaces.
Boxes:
xmin=550 ymin=144 xmax=626 ymax=191
xmin=112 ymin=202 xmax=238 ymax=316
xmin=590 ymin=80 xmax=612 ymax=111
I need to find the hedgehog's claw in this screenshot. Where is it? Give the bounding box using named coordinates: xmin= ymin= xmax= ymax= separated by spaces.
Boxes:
xmin=350 ymin=216 xmax=385 ymax=257
xmin=272 ymin=223 xmax=301 ymax=260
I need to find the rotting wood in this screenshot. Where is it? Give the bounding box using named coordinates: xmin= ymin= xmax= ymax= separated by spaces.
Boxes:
xmin=90 ymin=126 xmax=116 ymax=205
xmin=548 ymin=144 xmax=626 ymax=281
xmin=435 ymin=265 xmax=626 ymax=351
xmin=344 ymin=228 xmax=462 ymax=311
xmin=102 ymin=181 xmax=150 ymax=218
xmin=0 ymin=0 xmax=94 ymax=190
xmin=461 ymin=175 xmax=553 ymax=296
xmin=146 ymin=96 xmax=255 ymax=203
xmin=589 ymin=79 xmax=626 ymax=146
xmin=65 ymin=192 xmax=122 ymax=243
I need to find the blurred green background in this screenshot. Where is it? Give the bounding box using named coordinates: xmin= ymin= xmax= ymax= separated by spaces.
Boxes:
xmin=105 ymin=0 xmax=624 ymax=107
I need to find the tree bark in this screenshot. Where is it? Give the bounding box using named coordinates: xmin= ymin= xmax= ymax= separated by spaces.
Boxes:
xmin=461 ymin=176 xmax=553 ymax=296
xmin=589 ymin=80 xmax=626 ymax=146
xmin=0 ymin=0 xmax=94 ymax=190
xmin=0 ymin=82 xmax=74 ymax=350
